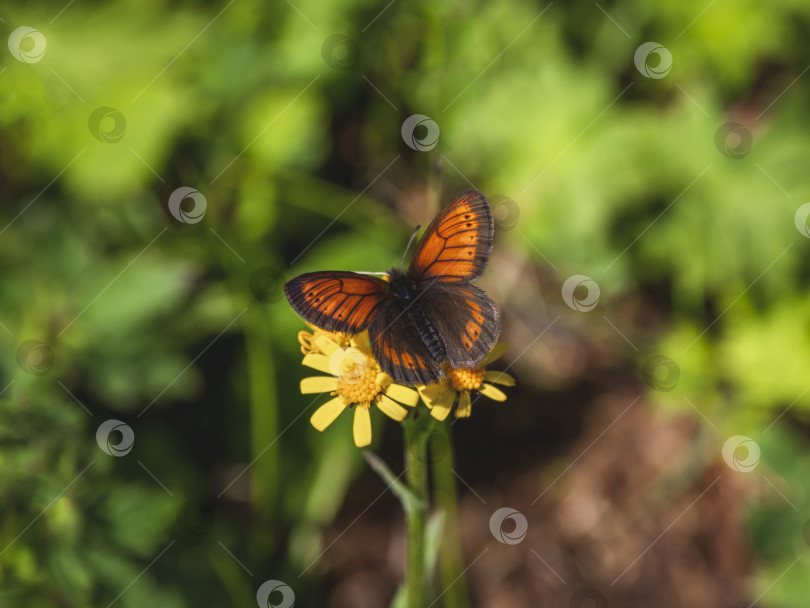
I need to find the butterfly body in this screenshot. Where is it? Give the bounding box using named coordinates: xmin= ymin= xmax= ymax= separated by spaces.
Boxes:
xmin=285 ymin=191 xmax=500 ymax=385
xmin=384 ymin=267 xmax=448 ymax=363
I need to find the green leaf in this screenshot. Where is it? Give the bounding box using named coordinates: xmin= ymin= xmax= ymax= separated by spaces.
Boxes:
xmin=424 ymin=511 xmax=445 ymax=585
xmin=363 ymin=451 xmax=425 ymax=513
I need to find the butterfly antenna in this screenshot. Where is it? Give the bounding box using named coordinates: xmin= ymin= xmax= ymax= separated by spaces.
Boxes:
xmin=400 ymin=224 xmax=421 ymax=267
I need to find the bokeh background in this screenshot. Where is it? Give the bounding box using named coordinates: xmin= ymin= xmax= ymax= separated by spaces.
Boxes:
xmin=3 ymin=0 xmax=810 ymax=606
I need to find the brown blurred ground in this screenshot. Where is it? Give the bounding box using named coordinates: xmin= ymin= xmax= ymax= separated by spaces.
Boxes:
xmin=318 ymin=392 xmax=752 ymax=608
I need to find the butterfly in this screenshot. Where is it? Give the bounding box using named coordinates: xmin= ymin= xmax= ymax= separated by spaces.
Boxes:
xmin=284 ymin=190 xmax=500 ymax=386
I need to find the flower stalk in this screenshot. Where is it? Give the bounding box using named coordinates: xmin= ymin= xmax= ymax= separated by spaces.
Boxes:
xmin=430 ymin=422 xmax=470 ymax=608
xmin=403 ymin=415 xmax=432 ymax=607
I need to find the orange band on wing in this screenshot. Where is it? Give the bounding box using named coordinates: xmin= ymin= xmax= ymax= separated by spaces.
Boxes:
xmin=409 ymin=191 xmax=494 ymax=283
xmin=284 ymin=271 xmax=389 ymax=334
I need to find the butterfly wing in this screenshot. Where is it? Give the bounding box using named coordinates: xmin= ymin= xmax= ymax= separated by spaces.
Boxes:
xmin=284 ymin=271 xmax=389 ymax=334
xmin=419 ymin=282 xmax=500 ymax=368
xmin=408 ymin=190 xmax=493 ymax=283
xmin=368 ymin=302 xmax=445 ymax=386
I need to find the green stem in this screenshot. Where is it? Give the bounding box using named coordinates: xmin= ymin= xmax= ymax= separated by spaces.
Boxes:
xmin=430 ymin=422 xmax=470 ymax=608
xmin=404 ymin=418 xmax=430 ymax=608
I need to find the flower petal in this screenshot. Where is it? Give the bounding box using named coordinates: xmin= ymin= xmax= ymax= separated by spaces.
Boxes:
xmin=353 ymin=406 xmax=372 ymax=447
xmin=310 ymin=396 xmax=347 ymax=431
xmin=377 ymin=394 xmax=409 ymax=421
xmin=302 ymin=354 xmax=332 ymax=374
xmin=328 ymin=347 xmax=368 ymax=381
xmin=484 ymin=342 xmax=509 ymax=365
xmin=484 ymin=370 xmax=515 ymax=386
xmin=478 ymin=383 xmax=507 ymax=401
xmin=298 ymin=331 xmax=315 ymax=355
xmin=455 ymin=391 xmax=472 ymax=418
xmin=300 ymin=376 xmax=339 ymax=394
xmin=429 ymin=389 xmax=456 ymax=421
xmin=418 ymin=382 xmax=449 ymax=406
xmin=385 ymin=383 xmax=419 ymax=406
xmin=350 ymin=331 xmax=372 ymax=352
xmin=314 ymin=334 xmax=340 ymax=357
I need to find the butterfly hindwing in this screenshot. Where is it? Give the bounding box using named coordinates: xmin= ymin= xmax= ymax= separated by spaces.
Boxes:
xmin=283 ymin=271 xmax=389 ymax=334
xmin=418 ymin=282 xmax=500 ymax=368
xmin=408 ymin=190 xmax=493 ymax=283
xmin=368 ymin=301 xmax=445 ymax=386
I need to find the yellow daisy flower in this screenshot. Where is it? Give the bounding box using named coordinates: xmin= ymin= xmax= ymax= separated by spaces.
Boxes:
xmin=418 ymin=343 xmax=514 ymax=421
xmin=300 ymin=331 xmax=420 ymax=447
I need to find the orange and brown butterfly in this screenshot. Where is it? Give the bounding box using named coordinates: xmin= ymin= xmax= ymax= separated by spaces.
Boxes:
xmin=284 ymin=191 xmax=500 ymax=386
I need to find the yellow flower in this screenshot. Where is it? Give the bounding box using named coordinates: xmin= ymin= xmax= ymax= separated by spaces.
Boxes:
xmin=418 ymin=343 xmax=514 ymax=421
xmin=300 ymin=331 xmax=420 ymax=447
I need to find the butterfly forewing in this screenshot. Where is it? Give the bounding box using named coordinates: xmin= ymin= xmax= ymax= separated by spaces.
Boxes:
xmin=408 ymin=190 xmax=494 ymax=283
xmin=284 ymin=271 xmax=388 ymax=334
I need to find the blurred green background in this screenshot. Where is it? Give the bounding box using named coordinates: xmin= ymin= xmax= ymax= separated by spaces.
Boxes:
xmin=2 ymin=0 xmax=810 ymax=606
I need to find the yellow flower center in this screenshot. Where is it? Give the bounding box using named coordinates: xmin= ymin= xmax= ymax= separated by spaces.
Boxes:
xmin=337 ymin=357 xmax=385 ymax=405
xmin=447 ymin=366 xmax=485 ymax=392
xmin=326 ymin=331 xmax=351 ymax=348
